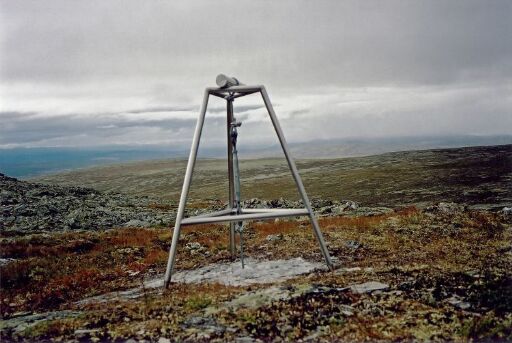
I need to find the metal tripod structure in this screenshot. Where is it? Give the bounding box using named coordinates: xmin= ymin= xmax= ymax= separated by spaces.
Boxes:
xmin=164 ymin=75 xmax=334 ymax=288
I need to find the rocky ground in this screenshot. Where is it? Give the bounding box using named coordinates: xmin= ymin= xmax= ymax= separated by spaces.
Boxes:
xmin=0 ymin=173 xmax=177 ymax=232
xmin=1 ymin=173 xmax=390 ymax=234
xmin=1 ymin=200 xmax=511 ymax=341
xmin=1 ymin=145 xmax=511 ymax=341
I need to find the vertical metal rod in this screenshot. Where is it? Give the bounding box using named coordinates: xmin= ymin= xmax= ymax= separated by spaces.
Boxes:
xmin=164 ymin=90 xmax=210 ymax=288
xmin=227 ymin=99 xmax=236 ymax=256
xmin=260 ymin=87 xmax=334 ymax=270
xmin=231 ymin=120 xmax=245 ymax=268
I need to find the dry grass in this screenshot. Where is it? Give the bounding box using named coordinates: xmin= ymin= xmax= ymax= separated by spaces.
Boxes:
xmin=0 ymin=228 xmax=172 ymax=315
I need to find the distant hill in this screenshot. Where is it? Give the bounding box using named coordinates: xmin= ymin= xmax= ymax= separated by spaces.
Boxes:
xmin=33 ymin=144 xmax=512 ymax=209
xmin=1 ymin=135 xmax=511 ymax=178
xmin=262 ymin=134 xmax=512 ymax=159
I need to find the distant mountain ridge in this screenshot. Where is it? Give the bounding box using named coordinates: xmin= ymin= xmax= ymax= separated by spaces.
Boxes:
xmin=243 ymin=135 xmax=512 ymax=159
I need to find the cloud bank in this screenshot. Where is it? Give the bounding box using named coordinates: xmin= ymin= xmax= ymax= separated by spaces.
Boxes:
xmin=1 ymin=1 xmax=511 ymax=148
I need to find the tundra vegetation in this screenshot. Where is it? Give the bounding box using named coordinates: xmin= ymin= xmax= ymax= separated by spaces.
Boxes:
xmin=1 ymin=145 xmax=511 ymax=341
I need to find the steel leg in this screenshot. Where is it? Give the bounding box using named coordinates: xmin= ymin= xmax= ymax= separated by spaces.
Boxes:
xmin=260 ymin=87 xmax=334 ymax=270
xmin=164 ymin=90 xmax=210 ymax=288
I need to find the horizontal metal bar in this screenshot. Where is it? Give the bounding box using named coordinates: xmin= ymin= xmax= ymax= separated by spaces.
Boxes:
xmin=241 ymin=208 xmax=309 ymax=214
xmin=180 ymin=209 xmax=310 ymax=225
xmin=190 ymin=208 xmax=234 ymax=219
xmin=211 ymin=90 xmax=258 ymax=100
xmin=209 ymin=92 xmax=226 ymax=99
xmin=208 ymin=88 xmax=260 ymax=108
xmin=230 ymin=90 xmax=260 ymax=99
xmin=207 ymin=85 xmax=263 ymax=94
xmin=209 ymin=91 xmax=228 ymax=98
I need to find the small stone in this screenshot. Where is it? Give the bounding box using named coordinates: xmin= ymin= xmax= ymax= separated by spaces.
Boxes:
xmin=446 ymin=296 xmax=471 ymax=310
xmin=185 ymin=242 xmax=203 ymax=251
xmin=345 ymin=201 xmax=358 ymax=210
xmin=319 ymin=206 xmax=333 ymax=215
xmin=11 ymin=311 xmax=32 ymax=318
xmin=339 ymin=304 xmax=355 ymax=316
xmin=124 ymin=219 xmax=151 ymax=228
xmin=235 ymin=337 xmax=259 ymax=343
xmin=74 ymin=329 xmax=99 ymax=337
xmin=281 ymin=324 xmax=293 ymax=333
xmin=345 ymin=240 xmax=361 ymax=249
xmin=437 ymin=202 xmax=463 ymax=214
xmin=266 ymin=234 xmax=283 ymax=242
xmin=158 ymin=338 xmax=171 ymax=343
xmin=350 ymin=281 xmax=389 ymax=294
xmin=465 ymin=270 xmax=481 ymax=278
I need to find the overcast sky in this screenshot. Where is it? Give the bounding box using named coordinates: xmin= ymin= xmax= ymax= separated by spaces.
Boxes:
xmin=1 ymin=1 xmax=511 ymax=149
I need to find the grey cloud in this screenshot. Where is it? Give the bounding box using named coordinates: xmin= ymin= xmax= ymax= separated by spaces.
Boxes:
xmin=0 ymin=1 xmax=511 ymax=148
xmin=126 ymin=106 xmax=196 ymax=114
xmin=289 ymin=109 xmax=310 ymax=117
xmin=0 ymin=111 xmax=197 ymax=146
xmin=2 ymin=1 xmax=511 ymax=88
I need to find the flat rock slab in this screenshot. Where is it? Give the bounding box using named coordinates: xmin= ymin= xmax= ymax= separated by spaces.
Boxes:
xmin=78 ymin=257 xmax=326 ymax=305
xmin=177 ymin=257 xmax=325 ymax=286
xmin=0 ymin=310 xmax=82 ymax=334
xmin=350 ymin=281 xmax=389 ymax=294
xmin=146 ymin=257 xmax=326 ymax=288
xmin=207 ymin=284 xmax=313 ymax=315
xmin=0 ymin=257 xmax=17 ymax=266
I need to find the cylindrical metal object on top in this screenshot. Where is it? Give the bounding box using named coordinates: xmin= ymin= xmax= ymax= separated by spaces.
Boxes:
xmin=216 ymin=74 xmax=241 ymax=88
